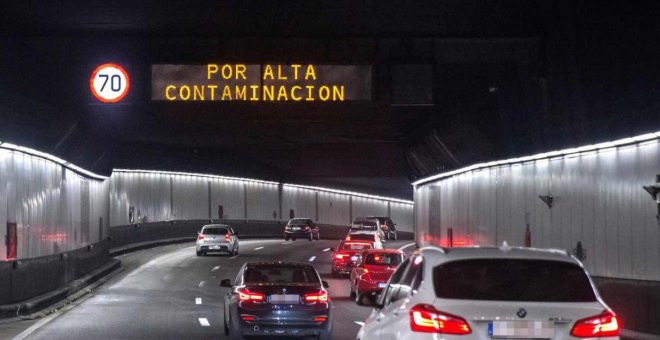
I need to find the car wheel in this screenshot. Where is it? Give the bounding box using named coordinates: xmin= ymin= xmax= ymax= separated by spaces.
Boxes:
xmin=350 ymin=284 xmax=356 ymax=299
xmin=308 ymin=233 xmax=313 ymax=241
xmin=196 ymin=250 xmax=202 ymax=256
xmin=292 ymin=238 xmax=296 ymax=241
xmin=224 ymin=315 xmax=229 ymax=336
xmin=316 ymin=233 xmax=321 ymax=240
xmin=354 ymin=287 xmax=360 ymax=303
xmin=393 ymin=233 xmax=398 ymax=240
xmin=285 ymin=235 xmax=289 ymax=241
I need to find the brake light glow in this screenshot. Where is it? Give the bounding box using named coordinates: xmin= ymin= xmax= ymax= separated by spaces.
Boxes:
xmin=225 ymin=234 xmax=230 ymax=242
xmin=237 ymin=289 xmax=265 ymax=302
xmin=313 ymin=316 xmax=328 ymax=323
xmin=570 ymin=311 xmax=620 ymax=338
xmin=304 ymin=290 xmax=328 ymax=303
xmin=409 ymin=304 xmax=471 ymax=335
xmin=335 ymin=254 xmax=346 ymax=259
xmin=197 ymin=235 xmax=204 ymax=241
xmin=241 ymin=314 xmax=256 ymax=322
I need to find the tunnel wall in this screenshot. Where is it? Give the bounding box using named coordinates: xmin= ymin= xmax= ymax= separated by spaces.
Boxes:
xmin=108 ymin=171 xmax=414 ymax=231
xmin=413 ymin=136 xmax=660 ymax=281
xmin=0 ymin=147 xmax=110 ymax=261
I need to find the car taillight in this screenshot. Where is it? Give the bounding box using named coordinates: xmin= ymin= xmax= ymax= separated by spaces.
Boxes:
xmin=225 ymin=234 xmax=230 ymax=241
xmin=304 ymin=224 xmax=310 ymax=230
xmin=346 ymin=236 xmax=351 ymax=240
xmin=335 ymin=254 xmax=346 ymax=259
xmin=313 ymin=316 xmax=328 ymax=323
xmin=197 ymin=235 xmax=204 ymax=241
xmin=409 ymin=304 xmax=471 ymax=335
xmin=304 ymin=290 xmax=328 ymax=303
xmin=570 ymin=311 xmax=620 ymax=338
xmin=237 ymin=289 xmax=265 ymax=302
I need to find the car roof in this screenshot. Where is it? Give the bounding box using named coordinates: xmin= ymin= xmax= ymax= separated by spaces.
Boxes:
xmin=202 ymin=224 xmax=230 ymax=228
xmin=245 ymin=261 xmax=316 ymax=268
xmin=416 ymin=245 xmax=577 ymax=264
xmin=289 ymin=218 xmax=312 ymax=222
xmin=361 ymin=248 xmax=404 ymax=254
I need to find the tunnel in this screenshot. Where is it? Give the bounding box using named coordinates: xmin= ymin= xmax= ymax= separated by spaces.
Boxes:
xmin=1 ymin=1 xmax=660 ymax=339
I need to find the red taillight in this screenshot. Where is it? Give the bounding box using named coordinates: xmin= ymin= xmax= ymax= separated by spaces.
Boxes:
xmin=304 ymin=290 xmax=328 ymax=303
xmin=346 ymin=236 xmax=351 ymax=240
xmin=197 ymin=235 xmax=204 ymax=241
xmin=241 ymin=314 xmax=256 ymax=322
xmin=304 ymin=224 xmax=310 ymax=230
xmin=237 ymin=289 xmax=265 ymax=302
xmin=225 ymin=234 xmax=230 ymax=242
xmin=313 ymin=316 xmax=328 ymax=323
xmin=571 ymin=311 xmax=620 ymax=338
xmin=409 ymin=304 xmax=471 ymax=335
xmin=335 ymin=254 xmax=346 ymax=259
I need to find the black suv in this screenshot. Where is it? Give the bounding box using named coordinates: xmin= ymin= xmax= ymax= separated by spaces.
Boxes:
xmin=367 ymin=216 xmax=398 ymax=240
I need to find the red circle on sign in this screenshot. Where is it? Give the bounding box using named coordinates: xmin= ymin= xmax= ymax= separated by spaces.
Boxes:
xmin=89 ymin=63 xmax=131 ymax=103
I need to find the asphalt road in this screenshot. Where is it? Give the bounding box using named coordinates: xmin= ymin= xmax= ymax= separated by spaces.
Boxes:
xmin=9 ymin=238 xmax=415 ymax=340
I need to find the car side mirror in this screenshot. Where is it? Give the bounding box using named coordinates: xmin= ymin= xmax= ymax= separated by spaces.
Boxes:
xmin=357 ymin=291 xmax=382 ymax=308
xmin=219 ymin=279 xmax=232 ymax=287
xmin=322 ymin=280 xmax=330 ymax=288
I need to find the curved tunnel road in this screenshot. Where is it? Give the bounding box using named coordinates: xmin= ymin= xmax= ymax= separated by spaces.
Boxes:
xmin=14 ymin=238 xmax=414 ymax=340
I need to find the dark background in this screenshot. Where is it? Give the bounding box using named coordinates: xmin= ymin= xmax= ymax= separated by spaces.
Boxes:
xmin=1 ymin=0 xmax=659 ymax=198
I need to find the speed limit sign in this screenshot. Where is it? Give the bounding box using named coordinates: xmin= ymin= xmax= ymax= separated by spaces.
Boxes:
xmin=89 ymin=63 xmax=130 ymax=103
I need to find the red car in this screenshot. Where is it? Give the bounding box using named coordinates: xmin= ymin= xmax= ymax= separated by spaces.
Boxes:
xmin=349 ymin=249 xmax=405 ymax=301
xmin=330 ymin=240 xmax=374 ymax=276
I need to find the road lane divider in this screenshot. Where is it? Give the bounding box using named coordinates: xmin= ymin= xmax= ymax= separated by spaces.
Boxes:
xmin=254 ymin=247 xmax=264 ymax=250
xmin=308 ymin=256 xmax=316 ymax=262
xmin=323 ymin=248 xmax=331 ymax=252
xmin=355 ymin=321 xmax=365 ymax=326
xmin=199 ymin=281 xmax=206 ymax=287
xmin=211 ymin=266 xmax=221 ymax=272
xmin=398 ymin=242 xmax=416 ymax=251
xmin=199 ymin=318 xmax=211 ymax=327
xmin=195 ymin=298 xmax=202 ymax=305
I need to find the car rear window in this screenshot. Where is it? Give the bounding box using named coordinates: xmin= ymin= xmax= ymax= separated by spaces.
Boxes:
xmin=244 ymin=265 xmax=320 ymax=286
xmin=351 ymin=221 xmax=378 ymax=230
xmin=340 ymin=242 xmax=372 ymax=251
xmin=289 ymin=219 xmax=309 ymax=225
xmin=365 ymin=253 xmax=402 ymax=266
xmin=202 ymin=227 xmax=228 ymax=235
xmin=348 ymin=234 xmax=376 ymax=241
xmin=433 ymin=259 xmax=597 ymax=302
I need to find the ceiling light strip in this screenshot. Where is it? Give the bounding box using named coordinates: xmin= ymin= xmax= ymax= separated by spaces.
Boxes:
xmin=412 ymin=131 xmax=660 ymax=187
xmin=283 ymin=183 xmax=414 ymax=205
xmin=0 ymin=142 xmax=108 ymax=180
xmin=113 ymin=168 xmax=279 ymax=185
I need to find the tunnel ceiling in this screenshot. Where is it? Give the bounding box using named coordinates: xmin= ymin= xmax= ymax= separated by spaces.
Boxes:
xmin=2 ymin=0 xmax=660 ymax=199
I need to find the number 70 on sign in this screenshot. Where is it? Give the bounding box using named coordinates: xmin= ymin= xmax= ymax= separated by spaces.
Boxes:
xmin=89 ymin=63 xmax=130 ymax=103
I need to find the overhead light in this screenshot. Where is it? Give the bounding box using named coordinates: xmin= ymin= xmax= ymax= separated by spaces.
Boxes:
xmin=413 ymin=131 xmax=660 ymax=187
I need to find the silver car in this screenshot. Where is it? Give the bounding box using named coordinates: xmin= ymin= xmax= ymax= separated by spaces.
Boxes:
xmin=196 ymin=224 xmax=239 ymax=256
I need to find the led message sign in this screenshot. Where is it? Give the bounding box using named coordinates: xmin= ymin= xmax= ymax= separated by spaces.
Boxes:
xmin=151 ymin=64 xmax=371 ymax=101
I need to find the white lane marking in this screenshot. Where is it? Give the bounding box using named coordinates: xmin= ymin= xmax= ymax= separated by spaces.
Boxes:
xmin=355 ymin=321 xmax=365 ymax=326
xmin=199 ymin=281 xmax=206 ymax=287
xmin=211 ymin=266 xmax=221 ymax=272
xmin=199 ymin=318 xmax=211 ymax=327
xmin=323 ymin=248 xmax=331 ymax=252
xmin=12 ymin=310 xmax=61 ymax=340
xmin=230 ymin=255 xmax=239 ymax=259
xmin=398 ymin=242 xmax=416 ymax=251
xmin=308 ymin=256 xmax=316 ymax=262
xmin=254 ymin=247 xmax=264 ymax=250
xmin=196 ymin=298 xmax=202 ymax=305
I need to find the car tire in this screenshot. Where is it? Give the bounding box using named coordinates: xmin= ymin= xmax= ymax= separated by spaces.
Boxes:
xmin=316 ymin=233 xmax=320 ymax=240
xmin=224 ymin=316 xmax=229 ymax=336
xmin=308 ymin=233 xmax=313 ymax=241
xmin=196 ymin=250 xmax=202 ymax=256
xmin=285 ymin=235 xmax=290 ymax=241
xmin=354 ymin=287 xmax=360 ymax=303
xmin=350 ymin=284 xmax=356 ymax=299
xmin=393 ymin=233 xmax=397 ymax=240
xmin=292 ymin=238 xmax=296 ymax=241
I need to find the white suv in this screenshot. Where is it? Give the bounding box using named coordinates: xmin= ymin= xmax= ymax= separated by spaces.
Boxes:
xmin=357 ymin=246 xmax=619 ymax=340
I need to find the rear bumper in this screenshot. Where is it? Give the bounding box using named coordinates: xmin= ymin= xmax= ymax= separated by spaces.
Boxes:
xmin=230 ymin=304 xmax=332 ymax=338
xmin=284 ymin=231 xmax=312 ymax=237
xmin=239 ymin=323 xmax=331 ymax=338
xmin=332 ymin=262 xmax=357 ymax=273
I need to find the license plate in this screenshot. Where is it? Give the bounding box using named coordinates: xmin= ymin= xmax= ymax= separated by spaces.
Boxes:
xmin=210 ymin=245 xmax=221 ymax=249
xmin=489 ymin=321 xmax=554 ymax=338
xmin=269 ymin=294 xmax=300 ymax=304
xmin=377 ymin=282 xmax=387 ymax=288
xmin=350 ymin=256 xmax=359 ymax=261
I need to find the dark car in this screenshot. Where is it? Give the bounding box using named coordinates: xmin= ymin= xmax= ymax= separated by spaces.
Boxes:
xmin=284 ymin=218 xmax=320 ymax=241
xmin=221 ymin=262 xmax=332 ymax=339
xmin=366 ymin=216 xmax=398 ymax=240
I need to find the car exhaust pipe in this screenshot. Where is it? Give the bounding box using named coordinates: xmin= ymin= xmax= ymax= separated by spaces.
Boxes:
xmin=253 ymin=325 xmax=260 ymax=332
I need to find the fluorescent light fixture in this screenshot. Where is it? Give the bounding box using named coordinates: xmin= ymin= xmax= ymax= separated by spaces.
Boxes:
xmin=412 ymin=130 xmax=660 ymax=186
xmin=283 ymin=183 xmax=413 ymax=205
xmin=0 ymin=142 xmax=108 ymax=180
xmin=113 ymin=169 xmax=279 ymax=185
